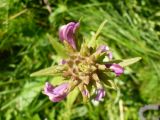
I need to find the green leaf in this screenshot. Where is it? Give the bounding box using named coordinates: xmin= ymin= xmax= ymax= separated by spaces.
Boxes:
xmin=72 ymin=106 xmax=88 ymax=118
xmin=32 ymin=114 xmax=41 ymax=120
xmin=47 ymin=34 xmax=67 ymax=58
xmin=89 ymin=20 xmax=108 ymax=47
xmin=119 ymin=57 xmax=141 ymax=67
xmin=1 ymin=82 xmax=43 ymax=111
xmin=91 ymin=19 xmax=108 ymax=41
xmin=17 ymin=82 xmax=42 ymax=111
xmin=30 ymin=65 xmax=64 ymax=77
xmin=66 ymin=88 xmax=79 ymax=108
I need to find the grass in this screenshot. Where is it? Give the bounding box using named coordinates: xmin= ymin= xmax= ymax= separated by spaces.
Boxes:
xmin=0 ymin=0 xmax=160 ymax=119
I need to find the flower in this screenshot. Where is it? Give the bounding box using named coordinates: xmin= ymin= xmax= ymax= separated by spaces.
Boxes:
xmin=44 ymin=82 xmax=69 ymax=102
xmin=109 ymin=64 xmax=124 ymax=76
xmin=97 ymin=45 xmax=109 ymax=52
xmin=96 ymin=45 xmax=112 ymax=60
xmin=95 ymin=89 xmax=106 ymax=101
xmin=59 ymin=22 xmax=79 ymax=49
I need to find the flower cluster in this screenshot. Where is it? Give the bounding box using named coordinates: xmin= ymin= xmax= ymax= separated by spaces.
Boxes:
xmin=31 ymin=21 xmax=140 ymax=103
xmin=45 ymin=22 xmax=124 ymax=102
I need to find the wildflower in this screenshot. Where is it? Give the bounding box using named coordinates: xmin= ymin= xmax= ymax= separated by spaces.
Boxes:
xmin=59 ymin=22 xmax=79 ymax=49
xmin=44 ymin=82 xmax=69 ymax=102
xmin=31 ymin=21 xmax=141 ymax=103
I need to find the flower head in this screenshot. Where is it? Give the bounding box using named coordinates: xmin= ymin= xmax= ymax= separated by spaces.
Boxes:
xmin=44 ymin=82 xmax=69 ymax=102
xmin=31 ymin=21 xmax=141 ymax=103
xmin=59 ymin=22 xmax=79 ymax=49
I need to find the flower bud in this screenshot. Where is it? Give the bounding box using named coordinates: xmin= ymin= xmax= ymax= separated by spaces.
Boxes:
xmin=97 ymin=45 xmax=109 ymax=53
xmin=59 ymin=22 xmax=79 ymax=49
xmin=96 ymin=45 xmax=112 ymax=60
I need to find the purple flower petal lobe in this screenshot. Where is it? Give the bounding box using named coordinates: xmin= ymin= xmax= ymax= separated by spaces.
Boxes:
xmin=97 ymin=45 xmax=109 ymax=53
xmin=110 ymin=64 xmax=124 ymax=76
xmin=44 ymin=82 xmax=69 ymax=102
xmin=95 ymin=89 xmax=106 ymax=101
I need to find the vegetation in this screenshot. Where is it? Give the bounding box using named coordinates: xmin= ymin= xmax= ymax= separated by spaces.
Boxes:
xmin=0 ymin=0 xmax=160 ymax=119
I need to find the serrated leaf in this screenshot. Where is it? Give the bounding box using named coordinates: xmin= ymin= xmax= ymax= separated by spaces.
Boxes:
xmin=119 ymin=57 xmax=141 ymax=67
xmin=30 ymin=65 xmax=64 ymax=77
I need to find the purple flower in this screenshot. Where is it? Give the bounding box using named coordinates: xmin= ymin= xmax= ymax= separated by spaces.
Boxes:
xmin=97 ymin=45 xmax=112 ymax=60
xmin=95 ymin=89 xmax=106 ymax=101
xmin=44 ymin=82 xmax=69 ymax=102
xmin=97 ymin=45 xmax=109 ymax=53
xmin=109 ymin=64 xmax=124 ymax=76
xmin=59 ymin=22 xmax=79 ymax=49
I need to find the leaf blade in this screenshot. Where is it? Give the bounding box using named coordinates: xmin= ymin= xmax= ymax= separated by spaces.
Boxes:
xmin=119 ymin=57 xmax=141 ymax=67
xmin=30 ymin=65 xmax=64 ymax=77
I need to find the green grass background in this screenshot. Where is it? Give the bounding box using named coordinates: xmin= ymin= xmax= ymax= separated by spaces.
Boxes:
xmin=0 ymin=0 xmax=160 ymax=119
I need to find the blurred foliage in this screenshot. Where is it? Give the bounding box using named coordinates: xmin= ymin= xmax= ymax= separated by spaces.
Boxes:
xmin=0 ymin=0 xmax=160 ymax=120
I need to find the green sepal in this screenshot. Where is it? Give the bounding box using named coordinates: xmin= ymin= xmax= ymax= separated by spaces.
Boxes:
xmin=80 ymin=43 xmax=90 ymax=56
xmin=63 ymin=40 xmax=76 ymax=53
xmin=104 ymin=80 xmax=117 ymax=90
xmin=95 ymin=52 xmax=106 ymax=63
xmin=66 ymin=87 xmax=79 ymax=108
xmin=98 ymin=72 xmax=117 ymax=90
xmin=98 ymin=72 xmax=115 ymax=81
xmin=30 ymin=65 xmax=65 ymax=77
